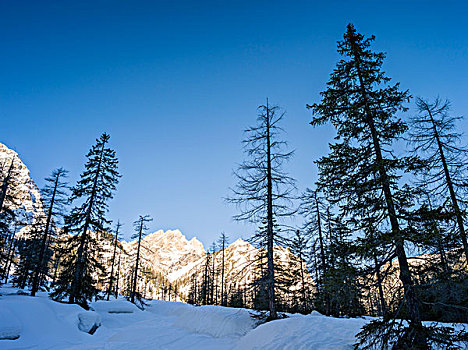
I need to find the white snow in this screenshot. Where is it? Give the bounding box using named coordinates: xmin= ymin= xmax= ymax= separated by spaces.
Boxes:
xmin=0 ymin=285 xmax=466 ymax=350
xmin=0 ymin=308 xmax=21 ymax=340
xmin=77 ymin=312 xmax=101 ymax=334
xmin=233 ymin=312 xmax=368 ymax=350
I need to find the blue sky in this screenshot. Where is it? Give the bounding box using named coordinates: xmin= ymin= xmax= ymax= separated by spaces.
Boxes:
xmin=2 ymin=1 xmax=467 ymax=245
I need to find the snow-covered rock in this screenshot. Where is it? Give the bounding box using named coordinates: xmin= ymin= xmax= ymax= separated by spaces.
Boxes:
xmin=77 ymin=312 xmax=101 ymax=335
xmin=149 ymin=301 xmax=255 ymax=338
xmin=92 ymin=300 xmax=139 ymax=314
xmin=0 ymin=308 xmax=21 ymax=340
xmin=233 ymin=313 xmax=368 ymax=350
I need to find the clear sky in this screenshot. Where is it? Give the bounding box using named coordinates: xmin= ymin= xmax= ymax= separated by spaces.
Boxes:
xmin=2 ymin=1 xmax=467 ymax=246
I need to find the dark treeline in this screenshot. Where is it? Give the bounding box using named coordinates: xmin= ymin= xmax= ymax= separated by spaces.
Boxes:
xmin=1 ymin=23 xmax=468 ymax=350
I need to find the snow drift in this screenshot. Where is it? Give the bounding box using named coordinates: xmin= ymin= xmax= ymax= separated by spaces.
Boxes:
xmin=1 ymin=286 xmax=466 ymax=350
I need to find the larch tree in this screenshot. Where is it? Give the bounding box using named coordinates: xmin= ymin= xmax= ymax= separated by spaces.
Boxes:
xmin=130 ymin=215 xmax=152 ymax=304
xmin=51 ymin=133 xmax=120 ymax=307
xmin=299 ymin=188 xmax=330 ymax=315
xmin=409 ymin=97 xmax=468 ymax=264
xmin=228 ymin=100 xmax=295 ymax=320
xmin=31 ymin=168 xmax=69 ymax=296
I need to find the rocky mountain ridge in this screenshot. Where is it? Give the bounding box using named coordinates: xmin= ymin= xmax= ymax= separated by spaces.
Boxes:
xmin=0 ymin=143 xmax=45 ymax=227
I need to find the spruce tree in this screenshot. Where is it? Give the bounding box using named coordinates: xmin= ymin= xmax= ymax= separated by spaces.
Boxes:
xmin=51 ymin=133 xmax=120 ymax=307
xmin=308 ymin=24 xmax=427 ymax=347
xmin=228 ymin=100 xmax=295 ymax=320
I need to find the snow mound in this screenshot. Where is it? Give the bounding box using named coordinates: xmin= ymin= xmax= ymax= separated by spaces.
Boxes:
xmin=91 ymin=299 xmax=139 ymax=314
xmin=233 ymin=313 xmax=368 ymax=350
xmin=0 ymin=292 xmax=88 ymax=349
xmin=77 ymin=312 xmax=101 ymax=334
xmin=149 ymin=301 xmax=256 ymax=338
xmin=0 ymin=308 xmax=21 ymax=340
xmin=2 ymin=285 xmax=465 ymax=350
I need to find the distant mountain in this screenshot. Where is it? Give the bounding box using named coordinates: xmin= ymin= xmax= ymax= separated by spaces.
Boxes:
xmin=2 ymin=142 xmax=312 ymax=305
xmin=116 ymin=230 xmax=313 ymax=305
xmin=0 ymin=143 xmax=45 ymax=226
xmin=121 ymin=229 xmax=206 ymax=283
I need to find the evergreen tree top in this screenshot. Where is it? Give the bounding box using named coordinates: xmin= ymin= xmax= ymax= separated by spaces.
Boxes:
xmin=308 ymin=24 xmax=410 ymax=144
xmin=66 ymin=133 xmax=120 ymax=235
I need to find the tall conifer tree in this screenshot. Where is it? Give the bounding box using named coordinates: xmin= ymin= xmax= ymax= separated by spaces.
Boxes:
xmin=308 ymin=24 xmax=427 ymax=347
xmin=51 ymin=133 xmax=120 ymax=307
xmin=228 ymin=100 xmax=295 ymax=320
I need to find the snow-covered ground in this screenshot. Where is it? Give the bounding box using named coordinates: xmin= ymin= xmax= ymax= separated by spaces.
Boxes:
xmin=0 ymin=286 xmax=465 ymax=350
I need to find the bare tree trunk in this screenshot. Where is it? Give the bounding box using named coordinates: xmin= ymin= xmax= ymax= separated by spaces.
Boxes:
xmin=31 ymin=174 xmax=60 ymax=296
xmin=115 ymin=255 xmax=121 ymax=299
xmin=211 ymin=251 xmax=215 ymax=304
xmin=107 ymin=222 xmax=121 ymax=300
xmin=374 ymin=255 xmax=387 ymax=317
xmin=314 ymin=191 xmax=330 ymax=315
xmin=427 ymin=110 xmax=468 ymax=264
xmin=265 ymin=99 xmax=278 ymax=320
xmin=299 ymin=249 xmax=307 ymax=312
xmin=221 ymin=235 xmax=225 ymax=306
xmin=131 ymin=219 xmax=144 ymax=303
xmin=203 ymin=254 xmax=209 ymax=304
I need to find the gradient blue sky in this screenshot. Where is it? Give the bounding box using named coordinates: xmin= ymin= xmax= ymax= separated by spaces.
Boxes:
xmin=2 ymin=1 xmax=467 ymax=246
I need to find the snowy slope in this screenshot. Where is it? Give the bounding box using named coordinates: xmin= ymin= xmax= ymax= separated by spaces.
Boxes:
xmin=1 ymin=286 xmax=467 ymax=350
xmin=0 ymin=285 xmax=361 ymax=350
